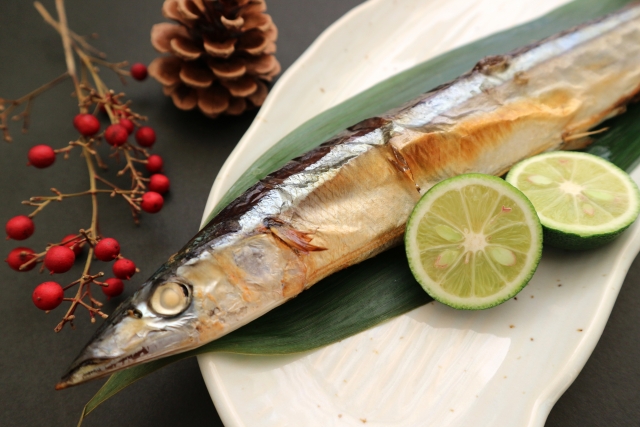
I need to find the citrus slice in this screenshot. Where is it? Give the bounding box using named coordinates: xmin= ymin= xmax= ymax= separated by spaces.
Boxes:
xmin=506 ymin=152 xmax=640 ymax=250
xmin=405 ymin=174 xmax=543 ymax=310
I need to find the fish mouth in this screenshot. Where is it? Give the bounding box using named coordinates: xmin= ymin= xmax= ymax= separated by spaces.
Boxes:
xmin=55 ymin=347 xmax=152 ymax=390
xmin=56 ymin=324 xmax=198 ymax=389
xmin=56 ymin=283 xmax=200 ymax=389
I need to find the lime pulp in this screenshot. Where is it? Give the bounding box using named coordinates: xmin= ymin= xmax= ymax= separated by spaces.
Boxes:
xmin=405 ymin=174 xmax=543 ymax=310
xmin=506 ymin=151 xmax=640 ymax=250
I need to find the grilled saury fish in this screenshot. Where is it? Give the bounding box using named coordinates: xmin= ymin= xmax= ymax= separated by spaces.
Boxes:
xmin=58 ymin=4 xmax=640 ymax=388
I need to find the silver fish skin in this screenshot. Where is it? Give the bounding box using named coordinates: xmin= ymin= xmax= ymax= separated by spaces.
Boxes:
xmin=58 ymin=4 xmax=640 ymax=389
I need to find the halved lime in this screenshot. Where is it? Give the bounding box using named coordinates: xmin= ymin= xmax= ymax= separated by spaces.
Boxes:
xmin=506 ymin=152 xmax=640 ymax=250
xmin=405 ymin=174 xmax=543 ymax=310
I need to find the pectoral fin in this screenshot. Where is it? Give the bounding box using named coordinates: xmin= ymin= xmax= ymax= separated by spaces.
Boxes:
xmin=266 ymin=219 xmax=327 ymax=253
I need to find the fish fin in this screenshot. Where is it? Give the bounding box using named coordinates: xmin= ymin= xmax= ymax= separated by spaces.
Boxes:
xmin=266 ymin=219 xmax=327 ymax=253
xmin=562 ymin=127 xmax=610 ymax=150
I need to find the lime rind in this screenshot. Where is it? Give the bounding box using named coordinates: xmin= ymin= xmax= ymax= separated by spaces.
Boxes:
xmin=506 ymin=151 xmax=640 ymax=250
xmin=405 ymin=174 xmax=543 ymax=310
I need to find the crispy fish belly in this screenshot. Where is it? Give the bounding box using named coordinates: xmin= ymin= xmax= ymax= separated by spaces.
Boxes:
xmin=58 ymin=5 xmax=640 ymax=388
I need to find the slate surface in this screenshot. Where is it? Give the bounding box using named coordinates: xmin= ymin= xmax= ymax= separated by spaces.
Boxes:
xmin=0 ymin=1 xmax=638 ymax=426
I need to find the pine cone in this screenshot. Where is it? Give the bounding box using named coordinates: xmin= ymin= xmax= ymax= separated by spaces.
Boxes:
xmin=149 ymin=0 xmax=280 ymax=118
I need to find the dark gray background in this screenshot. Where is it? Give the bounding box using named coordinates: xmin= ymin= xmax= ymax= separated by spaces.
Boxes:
xmin=0 ymin=1 xmax=638 ymax=426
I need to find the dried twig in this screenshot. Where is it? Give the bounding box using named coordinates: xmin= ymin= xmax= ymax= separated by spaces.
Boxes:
xmin=4 ymin=0 xmax=164 ymax=332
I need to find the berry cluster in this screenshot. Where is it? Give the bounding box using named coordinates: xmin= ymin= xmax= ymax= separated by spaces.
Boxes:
xmin=4 ymin=99 xmax=165 ymax=327
xmin=7 ymin=230 xmax=136 ymax=311
xmin=1 ymin=2 xmax=172 ymax=332
xmin=35 ymin=109 xmax=170 ymax=216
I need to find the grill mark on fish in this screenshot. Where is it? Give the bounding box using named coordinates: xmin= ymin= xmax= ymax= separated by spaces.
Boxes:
xmin=473 ymin=55 xmax=511 ymax=74
xmin=389 ymin=143 xmax=420 ymax=192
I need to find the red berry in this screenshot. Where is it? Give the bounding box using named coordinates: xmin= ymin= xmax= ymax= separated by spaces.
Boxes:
xmin=113 ymin=258 xmax=136 ymax=280
xmin=32 ymin=281 xmax=64 ymax=311
xmin=135 ymin=126 xmax=156 ymax=147
xmin=141 ymin=191 xmax=164 ymax=213
xmin=148 ymin=174 xmax=170 ymax=194
xmin=6 ymin=215 xmax=35 ymax=240
xmin=27 ymin=145 xmax=56 ymax=169
xmin=62 ymin=234 xmax=84 ymax=256
xmin=119 ymin=118 xmax=135 ymax=135
xmin=6 ymin=247 xmax=36 ymax=271
xmin=130 ymin=63 xmax=148 ymax=81
xmin=94 ymin=237 xmax=121 ymax=262
xmin=104 ymin=124 xmax=128 ymax=146
xmin=44 ymin=246 xmax=75 ymax=274
xmin=146 ymin=155 xmax=163 ymax=173
xmin=102 ymin=277 xmax=124 ymax=298
xmin=73 ymin=113 xmax=100 ymax=136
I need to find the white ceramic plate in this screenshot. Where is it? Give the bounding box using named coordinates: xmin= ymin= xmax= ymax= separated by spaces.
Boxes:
xmin=198 ymin=1 xmax=640 ymax=426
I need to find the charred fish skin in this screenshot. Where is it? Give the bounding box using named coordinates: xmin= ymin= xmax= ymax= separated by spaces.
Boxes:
xmin=58 ymin=5 xmax=640 ymax=388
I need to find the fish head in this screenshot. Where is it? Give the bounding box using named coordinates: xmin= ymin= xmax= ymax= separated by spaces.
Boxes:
xmin=56 ymin=249 xmax=236 ymax=389
xmin=58 ymin=230 xmax=301 ymax=389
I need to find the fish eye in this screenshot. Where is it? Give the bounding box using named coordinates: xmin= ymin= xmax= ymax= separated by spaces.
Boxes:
xmin=149 ymin=281 xmax=191 ymax=317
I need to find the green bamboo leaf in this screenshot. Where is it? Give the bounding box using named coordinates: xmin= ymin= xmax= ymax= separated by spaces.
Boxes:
xmin=81 ymin=0 xmax=638 ymax=421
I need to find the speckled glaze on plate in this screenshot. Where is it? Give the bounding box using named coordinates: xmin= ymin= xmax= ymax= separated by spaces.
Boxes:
xmin=198 ymin=0 xmax=640 ymax=426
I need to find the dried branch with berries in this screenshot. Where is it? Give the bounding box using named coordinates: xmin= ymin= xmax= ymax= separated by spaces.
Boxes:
xmin=2 ymin=0 xmax=170 ymax=332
